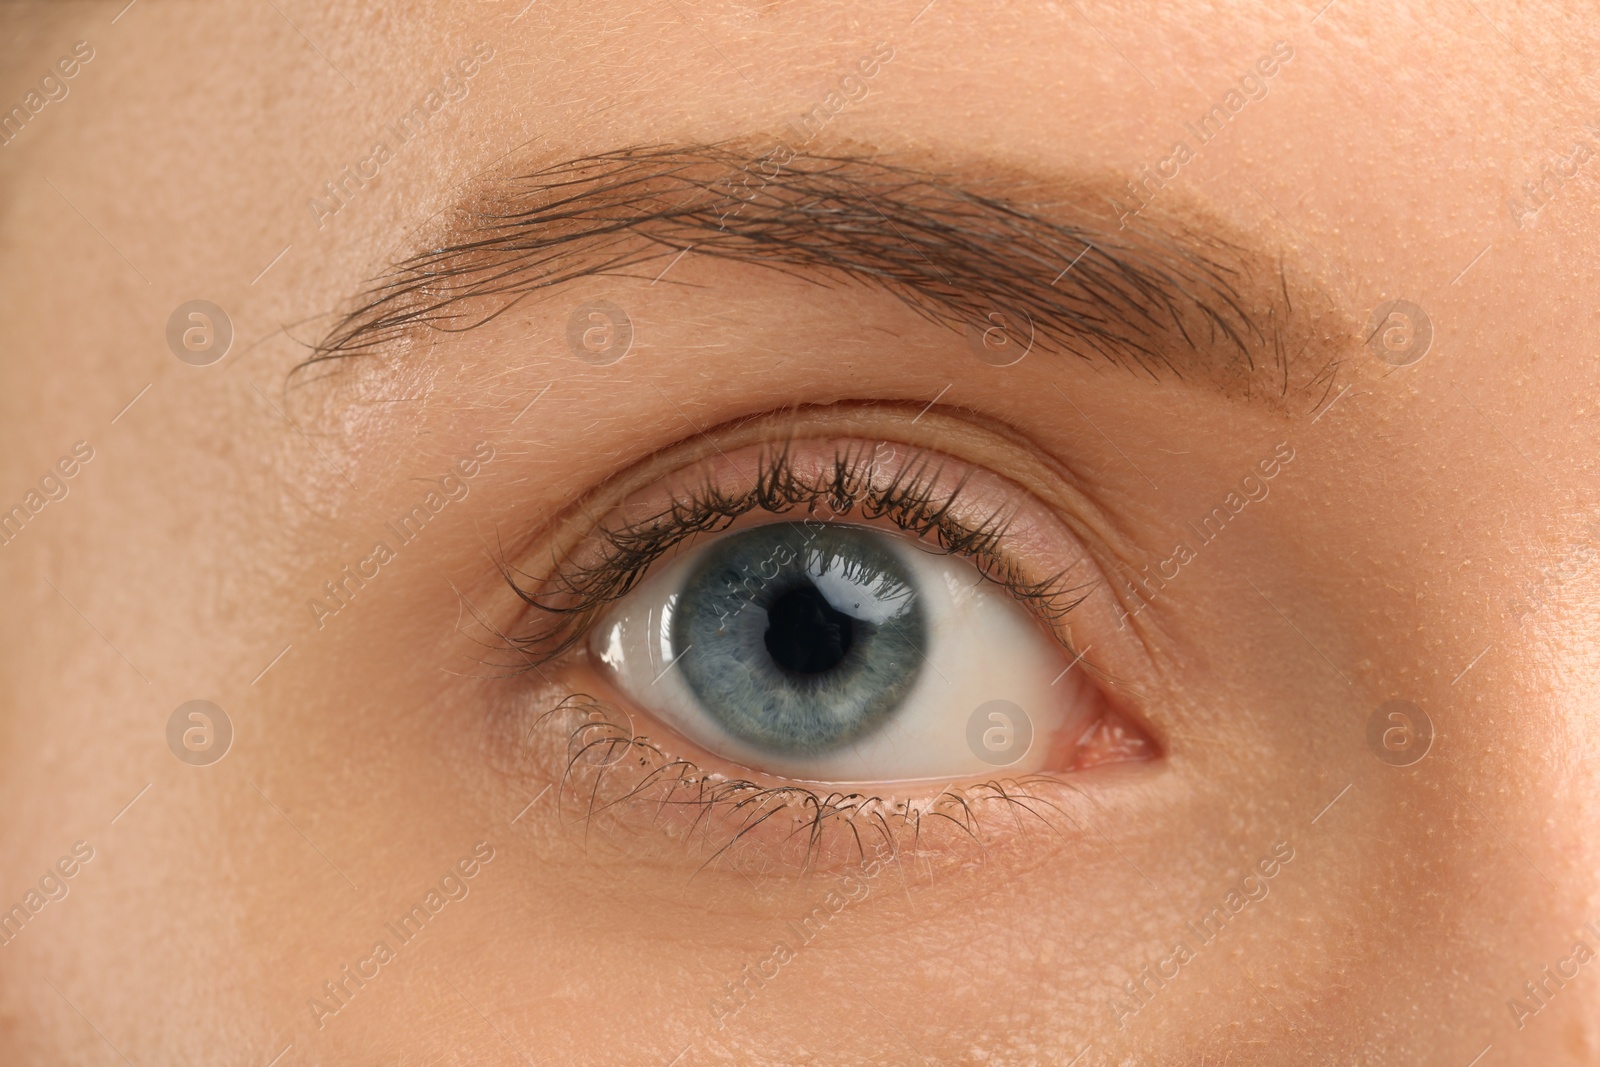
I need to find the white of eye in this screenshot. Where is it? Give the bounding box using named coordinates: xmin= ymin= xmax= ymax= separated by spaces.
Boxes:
xmin=588 ymin=526 xmax=1097 ymax=784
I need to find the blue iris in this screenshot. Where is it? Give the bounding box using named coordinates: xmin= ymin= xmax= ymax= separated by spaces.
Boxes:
xmin=670 ymin=522 xmax=927 ymax=754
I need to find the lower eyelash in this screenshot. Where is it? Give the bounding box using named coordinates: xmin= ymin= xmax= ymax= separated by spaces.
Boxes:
xmin=533 ymin=693 xmax=1080 ymax=875
xmin=501 ymin=440 xmax=1095 ymax=669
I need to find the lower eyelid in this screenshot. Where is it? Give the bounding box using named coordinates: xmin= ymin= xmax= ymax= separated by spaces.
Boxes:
xmin=506 ymin=675 xmax=1152 ymax=877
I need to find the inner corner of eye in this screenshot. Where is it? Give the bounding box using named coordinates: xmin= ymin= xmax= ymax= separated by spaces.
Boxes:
xmin=580 ymin=517 xmax=1154 ymax=784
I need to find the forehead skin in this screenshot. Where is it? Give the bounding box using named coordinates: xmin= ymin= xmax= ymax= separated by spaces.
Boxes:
xmin=2 ymin=1 xmax=1600 ymax=1066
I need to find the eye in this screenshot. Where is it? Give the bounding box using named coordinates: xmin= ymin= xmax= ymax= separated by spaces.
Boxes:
xmin=503 ymin=430 xmax=1166 ymax=871
xmin=590 ymin=516 xmax=1102 ymax=781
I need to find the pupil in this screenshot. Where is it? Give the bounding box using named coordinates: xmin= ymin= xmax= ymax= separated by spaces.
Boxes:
xmin=763 ymin=582 xmax=854 ymax=674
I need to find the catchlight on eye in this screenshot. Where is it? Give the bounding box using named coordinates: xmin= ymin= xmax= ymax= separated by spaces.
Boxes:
xmin=671 ymin=522 xmax=926 ymax=754
xmin=590 ymin=518 xmax=1106 ymax=783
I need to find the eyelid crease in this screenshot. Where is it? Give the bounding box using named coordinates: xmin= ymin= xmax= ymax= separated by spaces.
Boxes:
xmin=500 ymin=440 xmax=1095 ymax=669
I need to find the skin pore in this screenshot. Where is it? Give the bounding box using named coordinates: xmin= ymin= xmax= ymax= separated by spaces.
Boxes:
xmin=2 ymin=1 xmax=1600 ymax=1064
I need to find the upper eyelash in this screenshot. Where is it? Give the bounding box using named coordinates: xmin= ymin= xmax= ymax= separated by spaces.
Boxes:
xmin=501 ymin=440 xmax=1094 ymax=668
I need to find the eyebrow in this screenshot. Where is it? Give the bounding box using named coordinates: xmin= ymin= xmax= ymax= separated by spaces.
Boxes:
xmin=307 ymin=143 xmax=1334 ymax=403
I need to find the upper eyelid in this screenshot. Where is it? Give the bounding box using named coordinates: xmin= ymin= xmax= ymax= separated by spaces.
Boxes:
xmin=501 ymin=441 xmax=1095 ymax=667
xmin=302 ymin=142 xmax=1338 ymax=407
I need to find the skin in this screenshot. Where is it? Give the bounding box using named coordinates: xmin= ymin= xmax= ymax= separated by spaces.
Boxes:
xmin=2 ymin=0 xmax=1599 ymax=1064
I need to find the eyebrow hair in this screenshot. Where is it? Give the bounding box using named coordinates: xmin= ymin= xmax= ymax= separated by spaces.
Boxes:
xmin=306 ymin=143 xmax=1336 ymax=403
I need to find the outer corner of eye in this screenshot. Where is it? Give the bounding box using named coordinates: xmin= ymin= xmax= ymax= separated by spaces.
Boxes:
xmin=578 ymin=517 xmax=1159 ymax=785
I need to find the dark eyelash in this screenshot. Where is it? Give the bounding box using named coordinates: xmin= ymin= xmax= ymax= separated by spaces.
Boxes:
xmin=536 ymin=694 xmax=1077 ymax=876
xmin=500 ymin=440 xmax=1092 ymax=667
